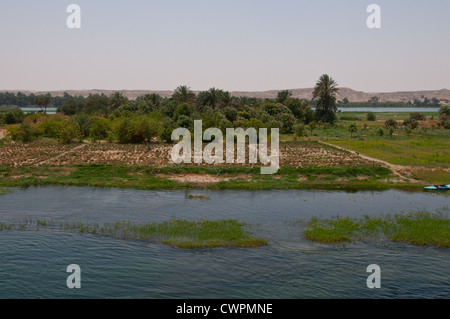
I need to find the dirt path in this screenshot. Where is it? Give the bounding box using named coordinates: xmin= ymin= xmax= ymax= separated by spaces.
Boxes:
xmin=36 ymin=144 xmax=88 ymax=166
xmin=317 ymin=140 xmax=423 ymax=184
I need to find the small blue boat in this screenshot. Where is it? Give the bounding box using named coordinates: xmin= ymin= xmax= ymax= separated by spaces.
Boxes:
xmin=424 ymin=184 xmax=450 ymax=191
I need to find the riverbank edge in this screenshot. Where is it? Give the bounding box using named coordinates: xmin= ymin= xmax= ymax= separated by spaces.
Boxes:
xmin=0 ymin=164 xmax=426 ymax=192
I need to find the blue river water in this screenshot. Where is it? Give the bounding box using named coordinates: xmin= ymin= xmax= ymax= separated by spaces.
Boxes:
xmin=0 ymin=187 xmax=448 ymax=299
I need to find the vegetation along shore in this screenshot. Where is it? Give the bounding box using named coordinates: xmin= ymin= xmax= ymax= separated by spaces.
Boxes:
xmin=1 ymin=76 xmax=449 ymax=191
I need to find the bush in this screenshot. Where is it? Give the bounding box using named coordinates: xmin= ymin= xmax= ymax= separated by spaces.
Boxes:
xmin=5 ymin=112 xmax=17 ymax=124
xmin=376 ymin=128 xmax=384 ymax=136
xmin=410 ymin=112 xmax=426 ymax=121
xmin=366 ymin=112 xmax=376 ymax=121
xmin=387 ymin=127 xmax=394 ymax=138
xmin=90 ymin=117 xmax=111 ymax=141
xmin=439 ymin=106 xmax=450 ymax=129
xmin=439 ymin=105 xmax=450 ymax=117
xmin=114 ymin=117 xmax=135 ymax=144
xmin=39 ymin=118 xmax=64 ymax=138
xmin=113 ymin=116 xmax=163 ymax=144
xmin=73 ymin=114 xmax=92 ymax=137
xmin=58 ymin=118 xmax=82 ymax=144
xmin=384 ymin=119 xmax=398 ymax=129
xmin=403 ymin=118 xmax=419 ymax=129
xmin=348 ymin=123 xmax=358 ymax=137
xmin=134 ymin=116 xmax=162 ymax=142
xmin=294 ymin=123 xmax=306 ymax=137
xmin=275 ymin=113 xmax=296 ymax=134
xmin=224 ymin=107 xmax=238 ymax=123
xmin=6 ymin=124 xmax=39 ymax=142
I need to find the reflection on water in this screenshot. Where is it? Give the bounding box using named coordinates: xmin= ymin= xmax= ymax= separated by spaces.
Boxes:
xmin=0 ymin=187 xmax=448 ymax=298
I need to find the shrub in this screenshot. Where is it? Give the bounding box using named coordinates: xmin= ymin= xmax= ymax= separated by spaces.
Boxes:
xmin=176 ymin=115 xmax=192 ymax=130
xmin=439 ymin=106 xmax=450 ymax=129
xmin=113 ymin=116 xmax=163 ymax=144
xmin=294 ymin=123 xmax=306 ymax=137
xmin=384 ymin=119 xmax=398 ymax=129
xmin=39 ymin=118 xmax=64 ymax=138
xmin=403 ymin=118 xmax=419 ymax=129
xmin=114 ymin=117 xmax=135 ymax=144
xmin=348 ymin=123 xmax=358 ymax=137
xmin=410 ymin=112 xmax=426 ymax=121
xmin=58 ymin=118 xmax=82 ymax=144
xmin=160 ymin=118 xmax=175 ymax=143
xmin=387 ymin=127 xmax=394 ymax=138
xmin=376 ymin=128 xmax=384 ymax=136
xmin=134 ymin=116 xmax=162 ymax=142
xmin=439 ymin=105 xmax=450 ymax=117
xmin=366 ymin=112 xmax=376 ymax=121
xmin=90 ymin=117 xmax=111 ymax=141
xmin=275 ymin=113 xmax=296 ymax=134
xmin=73 ymin=114 xmax=92 ymax=137
xmin=4 ymin=112 xmax=17 ymax=125
xmin=224 ymin=107 xmax=238 ymax=123
xmin=6 ymin=124 xmax=39 ymax=142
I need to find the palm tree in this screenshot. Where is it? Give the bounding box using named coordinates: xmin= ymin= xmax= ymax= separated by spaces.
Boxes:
xmin=108 ymin=92 xmax=128 ymax=112
xmin=172 ymin=86 xmax=196 ymax=103
xmin=312 ymin=74 xmax=340 ymax=123
xmin=197 ymin=87 xmax=221 ymax=109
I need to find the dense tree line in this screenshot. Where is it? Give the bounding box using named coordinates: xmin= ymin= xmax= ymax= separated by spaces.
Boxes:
xmin=3 ymin=75 xmax=448 ymax=144
xmin=0 ymin=91 xmax=87 ymax=108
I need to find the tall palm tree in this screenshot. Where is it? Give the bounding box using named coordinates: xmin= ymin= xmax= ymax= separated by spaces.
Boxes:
xmin=197 ymin=87 xmax=221 ymax=109
xmin=312 ymin=74 xmax=340 ymax=123
xmin=172 ymin=86 xmax=196 ymax=103
xmin=108 ymin=91 xmax=128 ymax=112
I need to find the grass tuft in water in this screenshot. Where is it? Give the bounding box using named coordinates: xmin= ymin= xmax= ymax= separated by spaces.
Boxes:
xmin=13 ymin=219 xmax=267 ymax=249
xmin=0 ymin=187 xmax=11 ymax=195
xmin=304 ymin=212 xmax=449 ymax=247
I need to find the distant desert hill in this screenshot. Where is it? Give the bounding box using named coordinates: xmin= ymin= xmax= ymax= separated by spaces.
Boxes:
xmin=1 ymin=88 xmax=450 ymax=103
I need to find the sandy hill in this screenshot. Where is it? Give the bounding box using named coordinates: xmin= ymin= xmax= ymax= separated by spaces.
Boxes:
xmin=1 ymin=88 xmax=450 ymax=103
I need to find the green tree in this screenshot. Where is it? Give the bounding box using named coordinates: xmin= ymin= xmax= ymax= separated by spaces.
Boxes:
xmin=312 ymin=74 xmax=340 ymax=123
xmin=276 ymin=90 xmax=292 ymax=104
xmin=90 ymin=117 xmax=111 ymax=142
xmin=108 ymin=92 xmax=128 ymax=113
xmin=172 ymin=86 xmax=196 ymax=103
xmin=224 ymin=107 xmax=238 ymax=123
xmin=348 ymin=123 xmax=358 ymax=137
xmin=197 ymin=88 xmax=224 ymax=109
xmin=58 ymin=118 xmax=82 ymax=144
xmin=367 ymin=112 xmax=376 ymax=121
xmin=368 ymin=96 xmax=379 ymax=105
xmin=35 ymin=95 xmax=51 ymax=114
xmin=385 ymin=119 xmax=398 ymax=129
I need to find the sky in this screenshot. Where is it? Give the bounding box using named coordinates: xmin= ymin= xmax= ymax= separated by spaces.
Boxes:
xmin=0 ymin=0 xmax=449 ymax=92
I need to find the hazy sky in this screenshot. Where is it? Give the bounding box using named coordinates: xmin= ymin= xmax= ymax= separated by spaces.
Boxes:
xmin=0 ymin=0 xmax=449 ymax=92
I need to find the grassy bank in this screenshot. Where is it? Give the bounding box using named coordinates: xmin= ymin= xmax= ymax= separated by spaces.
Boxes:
xmin=303 ymin=212 xmax=450 ymax=247
xmin=0 ymin=187 xmax=11 ymax=195
xmin=3 ymin=219 xmax=267 ymax=249
xmin=0 ymin=164 xmax=423 ymax=191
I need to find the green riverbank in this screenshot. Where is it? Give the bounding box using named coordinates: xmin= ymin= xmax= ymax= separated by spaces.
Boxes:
xmin=0 ymin=164 xmax=424 ymax=191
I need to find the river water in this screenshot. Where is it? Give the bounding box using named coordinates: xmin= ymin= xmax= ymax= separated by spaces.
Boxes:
xmin=0 ymin=187 xmax=448 ymax=299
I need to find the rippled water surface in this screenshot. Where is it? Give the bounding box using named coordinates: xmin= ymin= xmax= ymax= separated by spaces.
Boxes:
xmin=0 ymin=187 xmax=448 ymax=298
